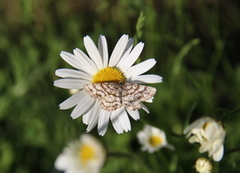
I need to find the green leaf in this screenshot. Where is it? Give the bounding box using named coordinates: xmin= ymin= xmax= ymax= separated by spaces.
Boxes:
xmin=134 ymin=11 xmax=146 ymax=44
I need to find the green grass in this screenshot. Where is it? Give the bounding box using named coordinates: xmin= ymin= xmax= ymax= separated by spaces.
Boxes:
xmin=1 ymin=0 xmax=240 ymax=172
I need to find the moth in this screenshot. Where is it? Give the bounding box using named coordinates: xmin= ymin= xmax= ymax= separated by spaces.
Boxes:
xmin=83 ymin=82 xmax=157 ymax=112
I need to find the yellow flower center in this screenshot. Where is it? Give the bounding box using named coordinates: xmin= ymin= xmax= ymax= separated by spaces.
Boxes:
xmin=79 ymin=144 xmax=95 ymax=165
xmin=92 ymin=67 xmax=126 ymax=83
xmin=203 ymin=122 xmax=210 ymax=130
xmin=149 ymin=136 xmax=162 ymax=147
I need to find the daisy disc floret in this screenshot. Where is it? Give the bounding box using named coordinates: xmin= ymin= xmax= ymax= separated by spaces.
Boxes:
xmin=54 ymin=34 xmax=163 ymax=136
xmin=54 ymin=134 xmax=106 ymax=173
xmin=183 ymin=116 xmax=226 ymax=162
xmin=137 ymin=125 xmax=173 ymax=153
xmin=195 ymin=157 xmax=212 ymax=173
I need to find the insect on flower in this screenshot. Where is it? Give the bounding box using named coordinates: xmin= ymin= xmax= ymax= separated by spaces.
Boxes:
xmin=54 ymin=34 xmax=162 ymax=135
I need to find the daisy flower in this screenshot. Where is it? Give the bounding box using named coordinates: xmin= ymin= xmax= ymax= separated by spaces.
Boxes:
xmin=195 ymin=157 xmax=212 ymax=173
xmin=54 ymin=134 xmax=106 ymax=173
xmin=183 ymin=116 xmax=226 ymax=162
xmin=137 ymin=125 xmax=173 ymax=153
xmin=54 ymin=34 xmax=162 ymax=136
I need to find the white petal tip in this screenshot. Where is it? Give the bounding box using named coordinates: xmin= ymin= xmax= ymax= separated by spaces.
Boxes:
xmin=71 ymin=115 xmax=80 ymax=119
xmin=99 ymin=132 xmax=105 ymax=136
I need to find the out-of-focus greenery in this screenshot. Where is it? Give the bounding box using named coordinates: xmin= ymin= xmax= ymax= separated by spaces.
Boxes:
xmin=1 ymin=0 xmax=240 ymax=172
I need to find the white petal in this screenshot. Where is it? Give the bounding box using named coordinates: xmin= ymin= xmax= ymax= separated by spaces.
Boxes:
xmin=82 ymin=101 xmax=97 ymax=125
xmin=205 ymin=122 xmax=224 ymax=142
xmin=70 ymin=93 xmax=95 ymax=119
xmin=86 ymin=105 xmax=100 ymax=132
xmin=124 ymin=38 xmax=134 ymax=53
xmin=183 ymin=117 xmax=213 ymax=135
xmin=121 ymin=42 xmax=144 ymax=70
xmin=84 ymin=36 xmax=103 ymax=69
xmin=73 ymin=48 xmax=98 ymax=76
xmin=86 ymin=102 xmax=100 ymax=125
xmin=55 ymin=68 xmax=92 ymax=80
xmin=140 ymin=103 xmax=149 ymax=113
xmin=98 ymin=35 xmax=108 ymax=68
xmin=116 ymin=38 xmax=134 ymax=68
xmin=111 ymin=110 xmax=124 ymax=134
xmin=54 ymin=154 xmax=73 ymax=170
xmin=83 ymin=101 xmax=101 ymax=132
xmin=129 ymin=74 xmax=163 ymax=84
xmin=59 ymin=90 xmax=84 ymax=110
xmin=213 ymin=145 xmax=224 ymax=162
xmin=54 ymin=79 xmax=89 ymax=89
xmin=109 ymin=34 xmax=129 ymax=66
xmin=137 ymin=131 xmax=147 ymax=143
xmin=127 ymin=110 xmax=140 ymax=120
xmin=86 ymin=119 xmax=98 ymax=132
xmin=118 ymin=108 xmax=131 ymax=132
xmin=199 ymin=144 xmax=210 ymax=153
xmin=189 ymin=135 xmax=199 ymax=143
xmin=126 ymin=59 xmax=156 ymax=78
xmin=60 ymin=51 xmax=83 ymax=70
xmin=145 ymin=98 xmax=153 ymax=103
xmin=209 ymin=139 xmax=224 ymax=156
xmin=98 ymin=109 xmax=110 ymax=136
xmin=82 ymin=113 xmax=88 ymax=125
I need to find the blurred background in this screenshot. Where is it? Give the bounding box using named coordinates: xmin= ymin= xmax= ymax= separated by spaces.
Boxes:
xmin=0 ymin=0 xmax=240 ymax=172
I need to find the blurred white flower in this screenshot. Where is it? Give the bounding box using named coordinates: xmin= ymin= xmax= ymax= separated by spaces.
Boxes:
xmin=183 ymin=116 xmax=225 ymax=162
xmin=54 ymin=34 xmax=162 ymax=136
xmin=54 ymin=134 xmax=106 ymax=173
xmin=137 ymin=125 xmax=174 ymax=153
xmin=195 ymin=157 xmax=212 ymax=173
